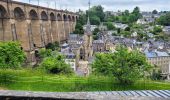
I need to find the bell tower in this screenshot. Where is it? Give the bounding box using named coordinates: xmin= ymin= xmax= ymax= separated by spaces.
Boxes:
xmin=83 ymin=0 xmax=93 ymax=61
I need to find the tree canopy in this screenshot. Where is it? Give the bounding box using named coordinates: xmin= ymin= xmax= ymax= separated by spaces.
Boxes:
xmin=0 ymin=42 xmax=26 ymax=69
xmin=92 ymin=46 xmax=151 ymax=84
xmin=157 ymin=12 xmax=170 ymax=26
xmin=105 ymin=7 xmax=142 ymax=24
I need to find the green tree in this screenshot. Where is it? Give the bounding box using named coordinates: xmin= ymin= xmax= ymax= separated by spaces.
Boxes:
xmin=125 ymin=27 xmax=131 ymax=31
xmin=132 ymin=7 xmax=142 ymax=21
xmin=104 ymin=22 xmax=115 ymax=30
xmin=40 ymin=52 xmax=73 ymax=74
xmin=92 ymin=46 xmax=151 ymax=84
xmin=153 ymin=26 xmax=162 ymax=34
xmin=93 ymin=28 xmax=99 ymax=35
xmin=45 ymin=41 xmax=59 ymax=51
xmin=93 ymin=28 xmax=99 ymax=40
xmin=74 ymin=22 xmax=84 ymax=34
xmin=152 ymin=10 xmax=158 ymax=14
xmin=90 ymin=16 xmax=100 ymax=25
xmin=39 ymin=48 xmax=52 ymax=58
xmin=0 ymin=42 xmax=26 ymax=69
xmin=157 ymin=12 xmax=170 ymax=26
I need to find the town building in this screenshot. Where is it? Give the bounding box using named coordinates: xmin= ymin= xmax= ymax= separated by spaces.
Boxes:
xmin=163 ymin=26 xmax=170 ymax=35
xmin=113 ymin=23 xmax=128 ymax=30
xmin=145 ymin=50 xmax=170 ymax=80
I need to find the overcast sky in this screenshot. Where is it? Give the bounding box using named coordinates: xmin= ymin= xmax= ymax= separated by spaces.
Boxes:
xmin=13 ymin=0 xmax=170 ymax=12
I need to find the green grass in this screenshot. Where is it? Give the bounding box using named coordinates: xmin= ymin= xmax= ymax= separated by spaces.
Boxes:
xmin=0 ymin=69 xmax=170 ymax=92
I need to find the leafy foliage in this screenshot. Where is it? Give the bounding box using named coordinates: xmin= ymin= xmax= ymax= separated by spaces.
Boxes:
xmin=93 ymin=28 xmax=99 ymax=40
xmin=45 ymin=41 xmax=59 ymax=51
xmin=74 ymin=21 xmax=84 ymax=34
xmin=0 ymin=42 xmax=26 ymax=69
xmin=40 ymin=52 xmax=73 ymax=74
xmin=157 ymin=12 xmax=170 ymax=26
xmin=152 ymin=10 xmax=158 ymax=14
xmin=105 ymin=7 xmax=142 ymax=24
xmin=92 ymin=46 xmax=151 ymax=84
xmin=39 ymin=48 xmax=53 ymax=59
xmin=152 ymin=26 xmax=162 ymax=35
xmin=104 ymin=22 xmax=115 ymax=30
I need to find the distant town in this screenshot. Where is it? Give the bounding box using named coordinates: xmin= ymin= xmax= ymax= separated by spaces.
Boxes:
xmin=62 ymin=7 xmax=170 ymax=80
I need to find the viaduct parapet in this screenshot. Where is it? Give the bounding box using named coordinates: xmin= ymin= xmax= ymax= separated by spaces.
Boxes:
xmin=0 ymin=0 xmax=78 ymax=62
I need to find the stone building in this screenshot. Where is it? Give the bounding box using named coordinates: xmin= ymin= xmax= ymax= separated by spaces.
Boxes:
xmin=145 ymin=50 xmax=170 ymax=80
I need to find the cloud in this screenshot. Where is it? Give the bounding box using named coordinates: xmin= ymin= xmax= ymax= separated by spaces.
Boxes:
xmin=12 ymin=0 xmax=170 ymax=12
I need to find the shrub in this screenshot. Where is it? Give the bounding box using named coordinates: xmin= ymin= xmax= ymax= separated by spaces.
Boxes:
xmin=92 ymin=46 xmax=152 ymax=84
xmin=45 ymin=41 xmax=59 ymax=51
xmin=40 ymin=54 xmax=73 ymax=74
xmin=0 ymin=41 xmax=26 ymax=69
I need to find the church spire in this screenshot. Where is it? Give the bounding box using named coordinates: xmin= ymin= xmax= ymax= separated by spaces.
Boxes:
xmin=87 ymin=0 xmax=90 ymax=25
xmin=85 ymin=0 xmax=92 ymax=35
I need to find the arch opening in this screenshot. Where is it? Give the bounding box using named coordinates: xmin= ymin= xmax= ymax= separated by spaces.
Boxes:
xmin=57 ymin=14 xmax=62 ymax=21
xmin=14 ymin=7 xmax=25 ymax=20
xmin=68 ymin=15 xmax=71 ymax=21
xmin=0 ymin=5 xmax=7 ymax=19
xmin=41 ymin=11 xmax=48 ymax=21
xmin=63 ymin=14 xmax=67 ymax=21
xmin=72 ymin=16 xmax=75 ymax=22
xmin=76 ymin=16 xmax=78 ymax=21
xmin=29 ymin=9 xmax=38 ymax=20
xmin=50 ymin=12 xmax=56 ymax=21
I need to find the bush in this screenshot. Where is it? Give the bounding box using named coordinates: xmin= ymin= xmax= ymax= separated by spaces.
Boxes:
xmin=92 ymin=46 xmax=152 ymax=84
xmin=0 ymin=41 xmax=26 ymax=69
xmin=40 ymin=54 xmax=73 ymax=74
xmin=45 ymin=41 xmax=59 ymax=51
xmin=39 ymin=48 xmax=52 ymax=59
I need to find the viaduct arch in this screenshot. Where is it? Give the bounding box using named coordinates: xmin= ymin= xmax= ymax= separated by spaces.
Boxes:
xmin=0 ymin=0 xmax=78 ymax=62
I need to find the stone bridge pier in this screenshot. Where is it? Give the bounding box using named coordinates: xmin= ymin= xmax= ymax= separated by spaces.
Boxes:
xmin=0 ymin=0 xmax=78 ymax=63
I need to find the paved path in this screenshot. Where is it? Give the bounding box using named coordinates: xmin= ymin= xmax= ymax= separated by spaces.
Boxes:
xmin=0 ymin=90 xmax=170 ymax=100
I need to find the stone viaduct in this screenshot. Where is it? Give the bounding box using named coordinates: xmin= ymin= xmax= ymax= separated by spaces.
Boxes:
xmin=0 ymin=0 xmax=78 ymax=62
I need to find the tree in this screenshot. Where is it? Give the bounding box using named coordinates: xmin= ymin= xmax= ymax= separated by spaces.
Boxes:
xmin=86 ymin=5 xmax=105 ymax=25
xmin=120 ymin=31 xmax=131 ymax=37
xmin=0 ymin=42 xmax=26 ymax=69
xmin=90 ymin=16 xmax=100 ymax=25
xmin=41 ymin=53 xmax=73 ymax=74
xmin=157 ymin=12 xmax=170 ymax=26
xmin=93 ymin=28 xmax=99 ymax=35
xmin=93 ymin=28 xmax=99 ymax=40
xmin=104 ymin=22 xmax=115 ymax=30
xmin=45 ymin=41 xmax=59 ymax=51
xmin=74 ymin=22 xmax=84 ymax=34
xmin=132 ymin=7 xmax=142 ymax=21
xmin=92 ymin=46 xmax=151 ymax=84
xmin=95 ymin=5 xmax=105 ymax=22
xmin=39 ymin=48 xmax=53 ymax=59
xmin=152 ymin=10 xmax=158 ymax=14
xmin=153 ymin=26 xmax=162 ymax=34
xmin=125 ymin=27 xmax=131 ymax=31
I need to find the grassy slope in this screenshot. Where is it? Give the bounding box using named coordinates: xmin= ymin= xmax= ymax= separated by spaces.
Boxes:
xmin=0 ymin=69 xmax=170 ymax=92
